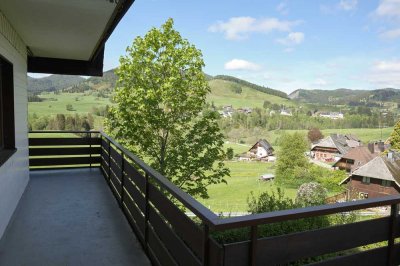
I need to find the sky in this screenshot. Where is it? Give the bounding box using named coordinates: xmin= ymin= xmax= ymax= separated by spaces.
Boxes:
xmin=33 ymin=0 xmax=400 ymax=94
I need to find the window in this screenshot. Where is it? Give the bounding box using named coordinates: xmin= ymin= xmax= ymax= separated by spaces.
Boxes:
xmin=0 ymin=55 xmax=15 ymax=166
xmin=362 ymin=176 xmax=370 ymax=184
xmin=382 ymin=180 xmax=391 ymax=187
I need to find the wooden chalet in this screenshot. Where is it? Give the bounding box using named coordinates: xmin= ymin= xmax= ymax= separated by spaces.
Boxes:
xmin=341 ymin=152 xmax=400 ymax=199
xmin=332 ymin=145 xmax=379 ymax=173
xmin=311 ymin=134 xmax=361 ymax=162
xmin=248 ymin=139 xmax=274 ymax=159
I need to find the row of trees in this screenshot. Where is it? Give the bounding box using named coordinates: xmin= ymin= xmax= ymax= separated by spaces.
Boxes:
xmin=29 ymin=113 xmax=94 ymax=131
xmin=218 ymin=107 xmax=395 ymax=134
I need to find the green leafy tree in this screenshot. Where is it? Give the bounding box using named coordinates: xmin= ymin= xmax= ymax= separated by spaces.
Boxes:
xmin=390 ymin=120 xmax=400 ymax=150
xmin=296 ymin=182 xmax=327 ymax=207
xmin=56 ymin=114 xmax=66 ymax=130
xmin=106 ymin=18 xmax=229 ymax=199
xmin=226 ymin=148 xmax=234 ymax=160
xmin=275 ymin=132 xmax=309 ymax=184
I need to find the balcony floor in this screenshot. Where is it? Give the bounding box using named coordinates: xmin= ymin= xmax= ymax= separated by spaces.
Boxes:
xmin=0 ymin=168 xmax=150 ymax=266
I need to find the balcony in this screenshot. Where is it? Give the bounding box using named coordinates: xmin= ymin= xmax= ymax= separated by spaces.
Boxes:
xmin=1 ymin=131 xmax=400 ymax=266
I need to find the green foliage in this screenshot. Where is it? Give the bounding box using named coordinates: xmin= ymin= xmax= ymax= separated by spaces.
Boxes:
xmin=275 ymin=132 xmax=309 ymax=185
xmin=66 ymin=104 xmax=75 ymax=111
xmin=230 ymin=83 xmax=242 ymax=94
xmin=389 ymin=120 xmax=400 ymax=150
xmin=106 ymin=18 xmax=229 ymax=199
xmin=226 ymin=148 xmax=234 ymax=160
xmin=296 ymin=182 xmax=327 ymax=206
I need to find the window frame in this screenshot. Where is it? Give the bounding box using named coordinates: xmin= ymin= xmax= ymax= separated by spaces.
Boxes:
xmin=382 ymin=180 xmax=391 ymax=187
xmin=0 ymin=54 xmax=16 ymax=167
xmin=362 ymin=176 xmax=370 ymax=184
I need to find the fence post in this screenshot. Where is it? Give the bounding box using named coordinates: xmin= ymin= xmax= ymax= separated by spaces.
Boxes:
xmin=249 ymin=225 xmax=258 ymax=266
xmin=144 ymin=172 xmax=150 ymax=254
xmin=120 ymin=152 xmax=125 ymax=207
xmin=203 ymin=224 xmax=210 ymax=266
xmin=89 ymin=132 xmax=92 ymax=169
xmin=388 ymin=203 xmax=398 ymax=266
xmin=108 ymin=139 xmax=111 ymax=184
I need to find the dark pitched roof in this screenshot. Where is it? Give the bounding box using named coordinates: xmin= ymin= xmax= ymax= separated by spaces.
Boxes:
xmin=249 ymin=139 xmax=274 ymax=152
xmin=312 ymin=134 xmax=361 ymax=155
xmin=344 ymin=154 xmax=400 ymax=185
xmin=332 ymin=146 xmax=378 ymax=172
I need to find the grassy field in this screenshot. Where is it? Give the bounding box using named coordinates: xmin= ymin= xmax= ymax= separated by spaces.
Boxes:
xmin=208 ymin=79 xmax=296 ymax=108
xmin=197 ymin=161 xmax=297 ymax=213
xmin=29 ymin=92 xmax=111 ymax=116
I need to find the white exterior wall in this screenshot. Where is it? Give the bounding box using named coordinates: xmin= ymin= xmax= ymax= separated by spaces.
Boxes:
xmin=0 ymin=11 xmax=29 ymax=238
xmin=257 ymin=147 xmax=268 ymax=158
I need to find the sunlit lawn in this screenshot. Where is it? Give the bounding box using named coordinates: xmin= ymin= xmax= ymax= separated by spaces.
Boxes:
xmin=198 ymin=161 xmax=298 ymax=213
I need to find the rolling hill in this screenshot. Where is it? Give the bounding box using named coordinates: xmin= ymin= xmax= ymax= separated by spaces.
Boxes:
xmin=28 ymin=70 xmax=292 ymax=109
xmin=289 ymin=88 xmax=400 ymax=105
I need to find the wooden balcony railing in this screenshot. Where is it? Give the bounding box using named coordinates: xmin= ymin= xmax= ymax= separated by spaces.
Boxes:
xmin=29 ymin=131 xmax=400 ymax=266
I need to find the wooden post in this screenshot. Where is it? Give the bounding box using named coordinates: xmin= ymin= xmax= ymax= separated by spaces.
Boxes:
xmin=388 ymin=203 xmax=398 ymax=266
xmin=203 ymin=224 xmax=210 ymax=266
xmin=120 ymin=152 xmax=125 ymax=207
xmin=144 ymin=172 xmax=150 ymax=254
xmin=107 ymin=139 xmax=111 ymax=184
xmin=249 ymin=225 xmax=258 ymax=266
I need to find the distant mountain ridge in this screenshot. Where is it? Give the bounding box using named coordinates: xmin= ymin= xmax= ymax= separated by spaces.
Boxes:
xmin=28 ymin=75 xmax=85 ymax=94
xmin=289 ymin=88 xmax=400 ymax=104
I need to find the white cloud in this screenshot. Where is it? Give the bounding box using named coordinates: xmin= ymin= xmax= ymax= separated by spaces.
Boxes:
xmin=367 ymin=59 xmax=400 ymax=87
xmin=224 ymin=59 xmax=261 ymax=71
xmin=380 ymin=28 xmax=400 ymax=39
xmin=338 ymin=0 xmax=358 ymax=11
xmin=208 ymin=17 xmax=301 ymax=40
xmin=313 ymin=78 xmax=328 ymax=86
xmin=276 ymin=2 xmax=289 ymax=15
xmin=375 ymin=0 xmax=400 ymax=19
xmin=276 ymin=32 xmax=305 ymax=46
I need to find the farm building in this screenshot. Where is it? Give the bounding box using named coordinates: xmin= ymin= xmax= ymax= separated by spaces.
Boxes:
xmin=332 ymin=145 xmax=379 ymax=173
xmin=248 ymin=139 xmax=274 ymax=159
xmin=311 ymin=134 xmax=361 ymax=162
xmin=341 ymin=152 xmax=400 ymax=199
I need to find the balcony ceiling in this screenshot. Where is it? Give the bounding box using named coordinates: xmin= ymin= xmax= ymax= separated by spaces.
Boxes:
xmin=1 ymin=0 xmax=117 ymax=60
xmin=0 ymin=0 xmax=134 ymax=75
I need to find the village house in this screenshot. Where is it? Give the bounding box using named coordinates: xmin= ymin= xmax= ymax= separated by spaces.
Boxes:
xmin=332 ymin=143 xmax=382 ymax=173
xmin=311 ymin=134 xmax=361 ymax=162
xmin=318 ymin=112 xmax=344 ymax=120
xmin=237 ymin=107 xmax=252 ymax=114
xmin=248 ymin=139 xmax=274 ymax=160
xmin=341 ymin=152 xmax=400 ymax=199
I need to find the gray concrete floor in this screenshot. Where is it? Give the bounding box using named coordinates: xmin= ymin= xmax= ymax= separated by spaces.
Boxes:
xmin=0 ymin=168 xmax=150 ymax=266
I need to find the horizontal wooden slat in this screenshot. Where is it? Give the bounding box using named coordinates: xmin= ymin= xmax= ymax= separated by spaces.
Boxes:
xmin=110 ymin=170 xmax=122 ymax=193
xmin=124 ymin=178 xmax=146 ymax=212
xmin=148 ymin=183 xmax=203 ymax=257
xmin=29 ymin=147 xmax=101 ymax=156
xmin=149 ymin=206 xmax=201 ymax=266
xmin=101 ymin=138 xmax=109 ymax=151
xmin=110 ymin=159 xmax=122 ymax=182
xmin=310 ymin=246 xmax=389 ymax=266
xmin=122 ymin=203 xmax=144 ymax=243
xmin=110 ymin=146 xmax=122 ymax=166
xmin=223 ymin=217 xmax=391 ymax=266
xmin=148 ymin=226 xmax=177 ymax=266
xmin=124 ymin=160 xmax=145 ymax=192
xmin=110 ymin=176 xmax=121 ymax=200
xmin=124 ymin=196 xmax=145 ymax=235
xmin=29 ymin=156 xmax=100 ymax=166
xmin=29 ymin=137 xmax=101 ymax=146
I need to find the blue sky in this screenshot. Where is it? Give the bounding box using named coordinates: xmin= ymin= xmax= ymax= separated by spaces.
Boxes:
xmin=36 ymin=0 xmax=400 ymax=94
